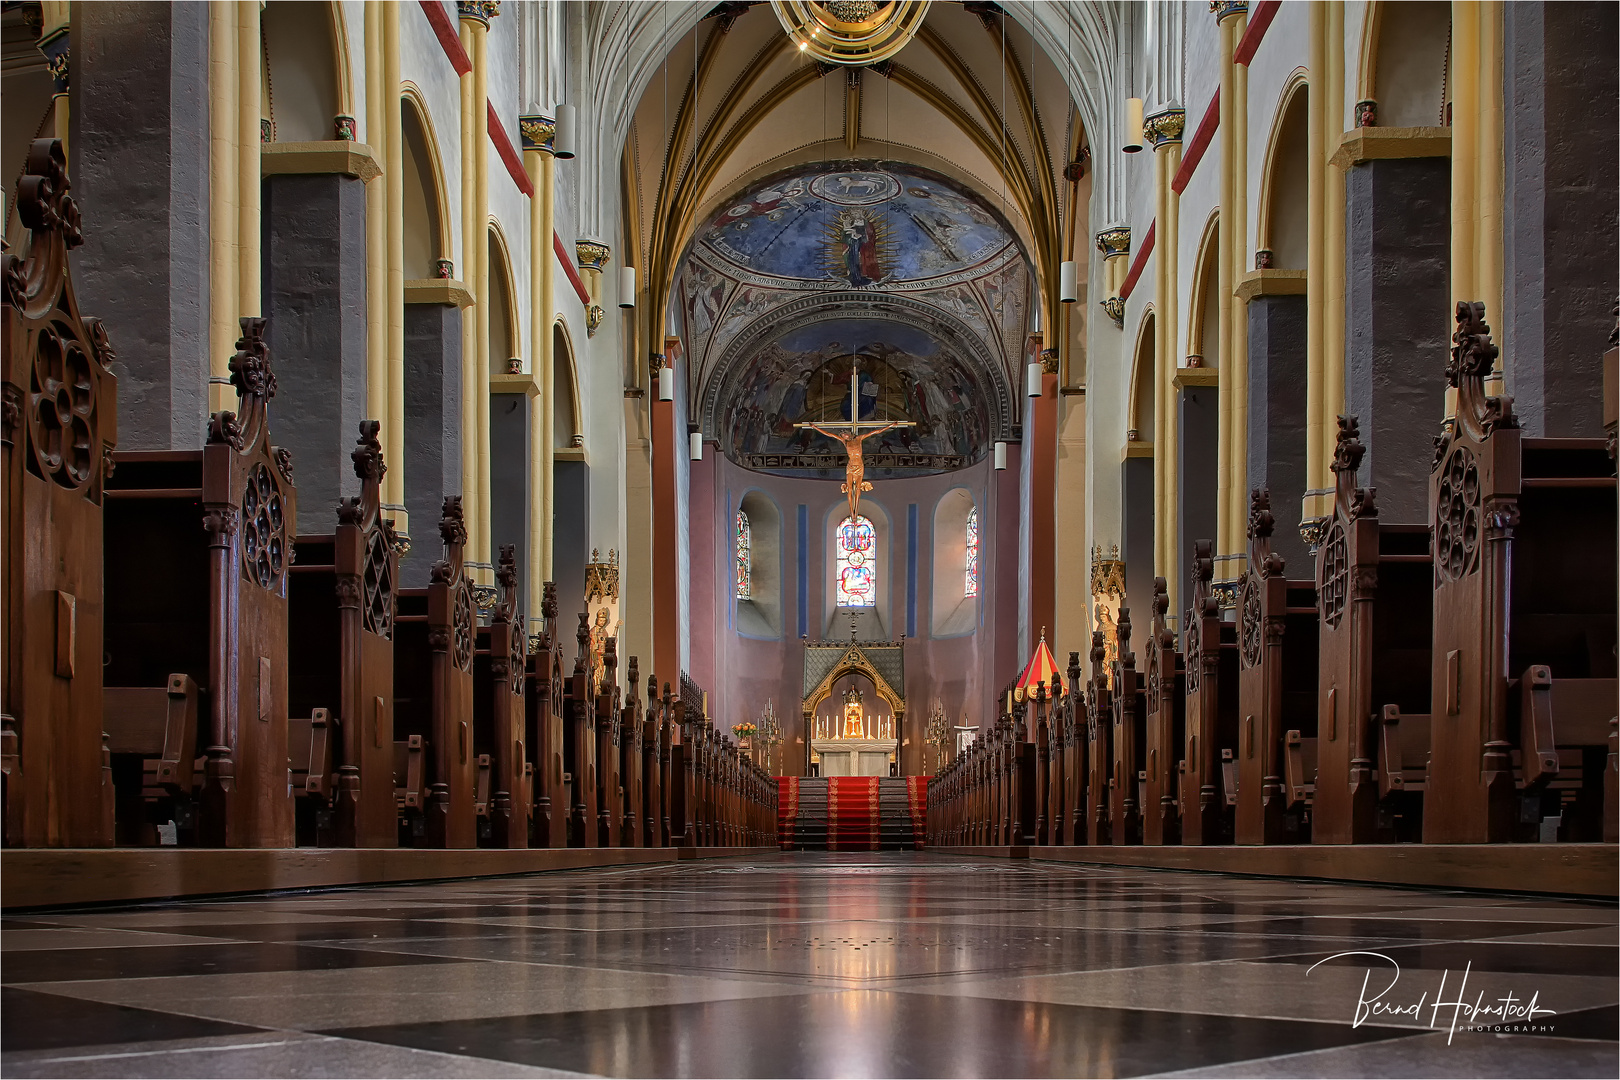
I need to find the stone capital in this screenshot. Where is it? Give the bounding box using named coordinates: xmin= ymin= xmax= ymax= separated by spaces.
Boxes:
xmin=575 ymin=239 xmax=611 ymax=272
xmin=1095 ymin=225 xmax=1132 ymax=258
xmin=520 ymin=115 xmax=555 ymax=154
xmin=456 ymin=1 xmax=500 ymax=26
xmin=1210 ymin=1 xmax=1249 ymax=24
xmin=1144 ymin=108 xmax=1186 ymax=149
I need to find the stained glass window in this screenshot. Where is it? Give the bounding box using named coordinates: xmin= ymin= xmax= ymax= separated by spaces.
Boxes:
xmin=735 ymin=511 xmax=752 ymax=600
xmin=835 ymin=515 xmax=877 ymax=607
xmin=965 ymin=506 xmax=980 ymax=597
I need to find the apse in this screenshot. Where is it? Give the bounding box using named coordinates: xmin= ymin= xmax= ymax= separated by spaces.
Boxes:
xmin=679 ymin=162 xmax=1030 ymax=475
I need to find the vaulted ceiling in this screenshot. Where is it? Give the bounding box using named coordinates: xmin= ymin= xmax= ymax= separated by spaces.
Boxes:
xmin=621 ymin=1 xmax=1093 ymax=474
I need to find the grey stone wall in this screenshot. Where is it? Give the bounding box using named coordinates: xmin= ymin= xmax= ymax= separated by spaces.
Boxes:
xmin=1247 ymin=295 xmax=1310 ymax=572
xmin=71 ymin=1 xmax=210 ymax=450
xmin=261 ymin=173 xmax=369 ymax=534
xmin=402 ymin=303 xmax=463 ymax=587
xmin=1176 ymin=382 xmax=1219 ymax=595
xmin=1503 ymin=2 xmax=1619 ymax=437
xmin=490 ymin=392 xmax=532 ymax=607
xmin=1344 ymin=156 xmax=1450 ymax=523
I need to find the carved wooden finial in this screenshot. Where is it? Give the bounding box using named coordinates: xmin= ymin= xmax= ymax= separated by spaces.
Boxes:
xmin=495 ymin=543 xmax=520 ymax=623
xmin=229 ymin=317 xmax=275 ymax=402
xmin=1152 ymin=575 xmax=1168 ymax=618
xmin=1247 ymin=488 xmax=1274 ymax=540
xmin=575 ymin=611 xmax=590 ymax=672
xmin=1331 ymin=415 xmax=1365 ymax=476
xmin=542 ymin=580 xmax=558 ymax=620
xmin=1447 ymin=301 xmax=1518 ymax=440
xmin=1067 ymin=650 xmax=1082 ymax=684
xmin=16 ymin=139 xmax=81 ymax=250
xmin=1090 ymin=630 xmax=1105 ymax=672
xmin=439 ymin=496 xmax=467 ymax=548
xmin=352 ymin=420 xmax=386 ymax=483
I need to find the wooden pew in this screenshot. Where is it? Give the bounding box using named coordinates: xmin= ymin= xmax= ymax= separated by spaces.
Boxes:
xmin=618 ymin=658 xmax=643 ymax=847
xmin=642 ymin=673 xmax=663 ymax=846
xmin=1084 ymin=633 xmax=1113 ymax=844
xmin=1109 ymin=609 xmax=1146 ymax=845
xmin=103 ymin=674 xmax=199 ymax=845
xmin=288 ymin=421 xmax=398 ymax=848
xmin=594 ymin=639 xmax=622 ymax=847
xmin=1143 ymin=580 xmax=1186 ymax=845
xmin=563 ymin=613 xmax=597 ymax=846
xmin=1427 ymin=303 xmax=1618 ymax=842
xmin=1236 ymin=491 xmax=1319 ymax=844
xmin=1042 ymin=674 xmax=1065 ymax=845
xmin=1181 ymin=541 xmax=1240 ymax=844
xmin=3 ymin=139 xmax=119 ymax=848
xmin=102 ymin=318 xmax=297 ymax=848
xmin=480 ymin=545 xmax=528 ymax=848
xmin=525 ymin=582 xmax=567 ymax=848
xmin=1064 ymin=651 xmax=1089 ymax=845
xmin=1313 ymin=418 xmax=1434 ymax=843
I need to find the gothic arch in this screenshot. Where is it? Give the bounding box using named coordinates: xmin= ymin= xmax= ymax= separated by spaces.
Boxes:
xmin=1186 ymin=210 xmax=1221 ymax=365
xmin=801 ymin=648 xmax=907 ymax=729
xmin=1127 ymin=306 xmax=1156 ymax=442
xmin=1256 ymin=72 xmax=1310 ymax=270
xmin=487 ymin=220 xmax=521 ymax=370
xmin=401 ymin=86 xmax=452 ymax=278
xmin=261 ymin=1 xmax=344 ymax=142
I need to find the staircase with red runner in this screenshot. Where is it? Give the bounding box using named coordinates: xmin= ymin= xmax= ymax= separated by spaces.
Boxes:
xmin=776 ymin=777 xmax=799 ymax=850
xmin=827 ymin=777 xmax=880 ymax=851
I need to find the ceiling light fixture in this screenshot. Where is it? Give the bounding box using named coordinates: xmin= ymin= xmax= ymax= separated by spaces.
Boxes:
xmin=771 ymin=1 xmax=931 ymax=66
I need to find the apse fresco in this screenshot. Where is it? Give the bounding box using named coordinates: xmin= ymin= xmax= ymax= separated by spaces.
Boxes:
xmin=724 ymin=319 xmax=989 ymax=479
xmin=699 ymin=167 xmax=1010 ymax=285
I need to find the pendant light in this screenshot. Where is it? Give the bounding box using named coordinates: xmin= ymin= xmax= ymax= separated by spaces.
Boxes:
xmin=658 ymin=360 xmax=674 ymax=401
xmin=1059 ymin=260 xmax=1078 ymax=303
xmin=554 ymin=102 xmax=576 ymax=159
xmin=1026 ymin=361 xmax=1043 ymax=397
xmin=993 ymin=441 xmax=1008 ymax=470
xmin=619 ymin=265 xmax=636 ymax=308
xmin=689 ymin=431 xmax=704 ymax=460
xmin=1122 ymin=97 xmax=1145 ymax=153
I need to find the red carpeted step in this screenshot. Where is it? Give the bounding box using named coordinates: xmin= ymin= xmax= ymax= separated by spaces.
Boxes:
xmin=906 ymin=775 xmax=929 ymax=849
xmin=826 ymin=776 xmax=880 ymax=851
xmin=776 ymin=777 xmax=799 ymax=849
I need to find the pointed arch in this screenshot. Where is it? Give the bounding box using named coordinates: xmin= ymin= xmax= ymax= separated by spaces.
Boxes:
xmin=1127 ymin=306 xmax=1157 ymax=442
xmin=261 ymin=1 xmax=342 ymax=142
xmin=1256 ymin=72 xmax=1310 ymax=270
xmin=552 ymin=318 xmax=584 ymax=447
xmin=400 ymin=86 xmax=452 ymax=278
xmin=1186 ymin=210 xmax=1221 ymax=365
xmin=487 ymin=219 xmax=521 ymax=370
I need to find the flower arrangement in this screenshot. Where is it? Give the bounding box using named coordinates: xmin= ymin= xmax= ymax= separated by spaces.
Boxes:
xmin=732 ymin=722 xmax=758 ymax=739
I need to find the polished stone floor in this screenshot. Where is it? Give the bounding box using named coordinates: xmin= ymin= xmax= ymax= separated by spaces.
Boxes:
xmin=2 ymin=853 xmax=1616 ymax=1078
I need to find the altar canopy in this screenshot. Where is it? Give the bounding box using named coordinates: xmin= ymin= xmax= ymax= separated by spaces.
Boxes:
xmin=1014 ymin=630 xmax=1065 ymax=701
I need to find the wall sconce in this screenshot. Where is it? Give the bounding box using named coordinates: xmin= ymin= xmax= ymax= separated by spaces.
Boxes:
xmin=554 ymin=103 xmax=577 ymax=159
xmin=993 ymin=441 xmax=1008 ymax=470
xmin=1059 ymin=260 xmax=1078 ymax=303
xmin=1122 ymin=97 xmax=1145 ymax=154
xmin=689 ymin=431 xmax=704 ymax=460
xmin=619 ymin=266 xmax=636 ymax=308
xmin=1026 ymin=362 xmax=1043 ymax=397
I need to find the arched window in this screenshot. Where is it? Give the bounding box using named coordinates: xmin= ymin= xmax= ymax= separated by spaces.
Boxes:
xmin=835 ymin=515 xmax=877 ymax=607
xmin=735 ymin=510 xmax=752 ymax=600
xmin=964 ymin=507 xmax=980 ymax=597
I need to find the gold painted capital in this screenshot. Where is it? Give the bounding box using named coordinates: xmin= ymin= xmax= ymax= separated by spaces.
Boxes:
xmin=1100 ymin=296 xmax=1126 ymax=327
xmin=1209 ymin=1 xmax=1249 ymax=23
xmin=519 ymin=115 xmax=555 ymax=155
xmin=456 ymin=0 xmax=500 ymax=26
xmin=575 ymin=240 xmax=611 ymax=272
xmin=1144 ymin=109 xmax=1186 ymax=149
xmin=1095 ymin=226 xmax=1132 ymax=258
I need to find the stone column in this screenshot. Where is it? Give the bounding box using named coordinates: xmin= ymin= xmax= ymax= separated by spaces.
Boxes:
xmin=71 ymin=1 xmax=210 ymax=449
xmin=1343 ymin=156 xmax=1451 ymax=522
xmin=1175 ymin=370 xmax=1220 ymax=597
xmin=1244 ymin=287 xmax=1310 ymax=571
xmin=261 ymin=173 xmax=369 ymax=532
xmin=402 ymin=287 xmax=468 ymax=587
xmin=1503 ymin=2 xmax=1619 ymax=437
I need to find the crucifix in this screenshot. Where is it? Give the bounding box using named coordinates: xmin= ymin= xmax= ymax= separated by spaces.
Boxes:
xmin=795 ymin=356 xmax=913 ymax=522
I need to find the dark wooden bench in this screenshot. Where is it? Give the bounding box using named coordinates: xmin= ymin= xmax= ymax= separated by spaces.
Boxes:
xmin=1235 ymin=491 xmax=1319 ymax=844
xmin=525 ymin=582 xmax=567 ymax=848
xmin=1143 ymin=579 xmax=1186 ymax=845
xmin=287 ymin=421 xmax=398 ymax=848
xmin=1181 ymin=541 xmax=1241 ymax=844
xmin=1109 ymin=610 xmax=1146 ymax=845
xmin=104 ymin=319 xmax=297 ymax=849
xmin=1426 ymin=303 xmax=1617 ymax=842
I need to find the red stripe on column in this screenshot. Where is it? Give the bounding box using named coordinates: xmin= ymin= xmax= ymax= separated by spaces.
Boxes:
xmin=1119 ymin=220 xmax=1155 ymax=300
xmin=1235 ymin=0 xmax=1282 ymax=66
xmin=554 ymin=233 xmax=590 ymax=306
xmin=418 ymin=0 xmax=472 ymax=75
xmin=487 ymin=102 xmax=534 ymax=197
xmin=1172 ymin=90 xmax=1221 ymax=194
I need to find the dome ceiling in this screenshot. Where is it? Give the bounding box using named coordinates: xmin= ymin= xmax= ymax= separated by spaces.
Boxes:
xmin=680 ymin=162 xmax=1030 ymax=477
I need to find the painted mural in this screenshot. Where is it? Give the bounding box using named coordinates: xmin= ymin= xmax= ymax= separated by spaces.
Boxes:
xmin=677 ymin=163 xmax=1031 ymax=477
xmin=724 ymin=319 xmax=989 ymax=479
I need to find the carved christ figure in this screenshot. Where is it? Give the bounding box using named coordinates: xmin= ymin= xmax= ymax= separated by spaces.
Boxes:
xmin=795 ymin=357 xmax=914 ymax=522
xmin=802 ymin=418 xmax=908 ymax=522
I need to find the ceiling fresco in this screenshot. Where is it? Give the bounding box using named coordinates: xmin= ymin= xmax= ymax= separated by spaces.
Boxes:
xmin=678 ymin=162 xmax=1032 ymax=476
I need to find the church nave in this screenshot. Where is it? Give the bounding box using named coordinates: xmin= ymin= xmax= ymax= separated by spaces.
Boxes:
xmin=3 ymin=856 xmax=1616 ymax=1079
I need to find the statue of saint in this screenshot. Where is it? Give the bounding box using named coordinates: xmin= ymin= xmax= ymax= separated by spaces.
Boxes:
xmin=588 ymin=607 xmax=611 ymax=695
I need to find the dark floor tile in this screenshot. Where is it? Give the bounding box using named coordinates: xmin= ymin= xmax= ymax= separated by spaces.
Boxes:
xmin=0 ymin=986 xmax=264 ymax=1052
xmin=322 ymin=989 xmax=1418 ymax=1078
xmin=0 ymin=941 xmax=464 ymax=984
xmin=1541 ymin=1006 xmax=1620 ymax=1042
xmin=1199 ymin=916 xmax=1605 ymax=941
xmin=1255 ymin=941 xmax=1619 ymax=978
